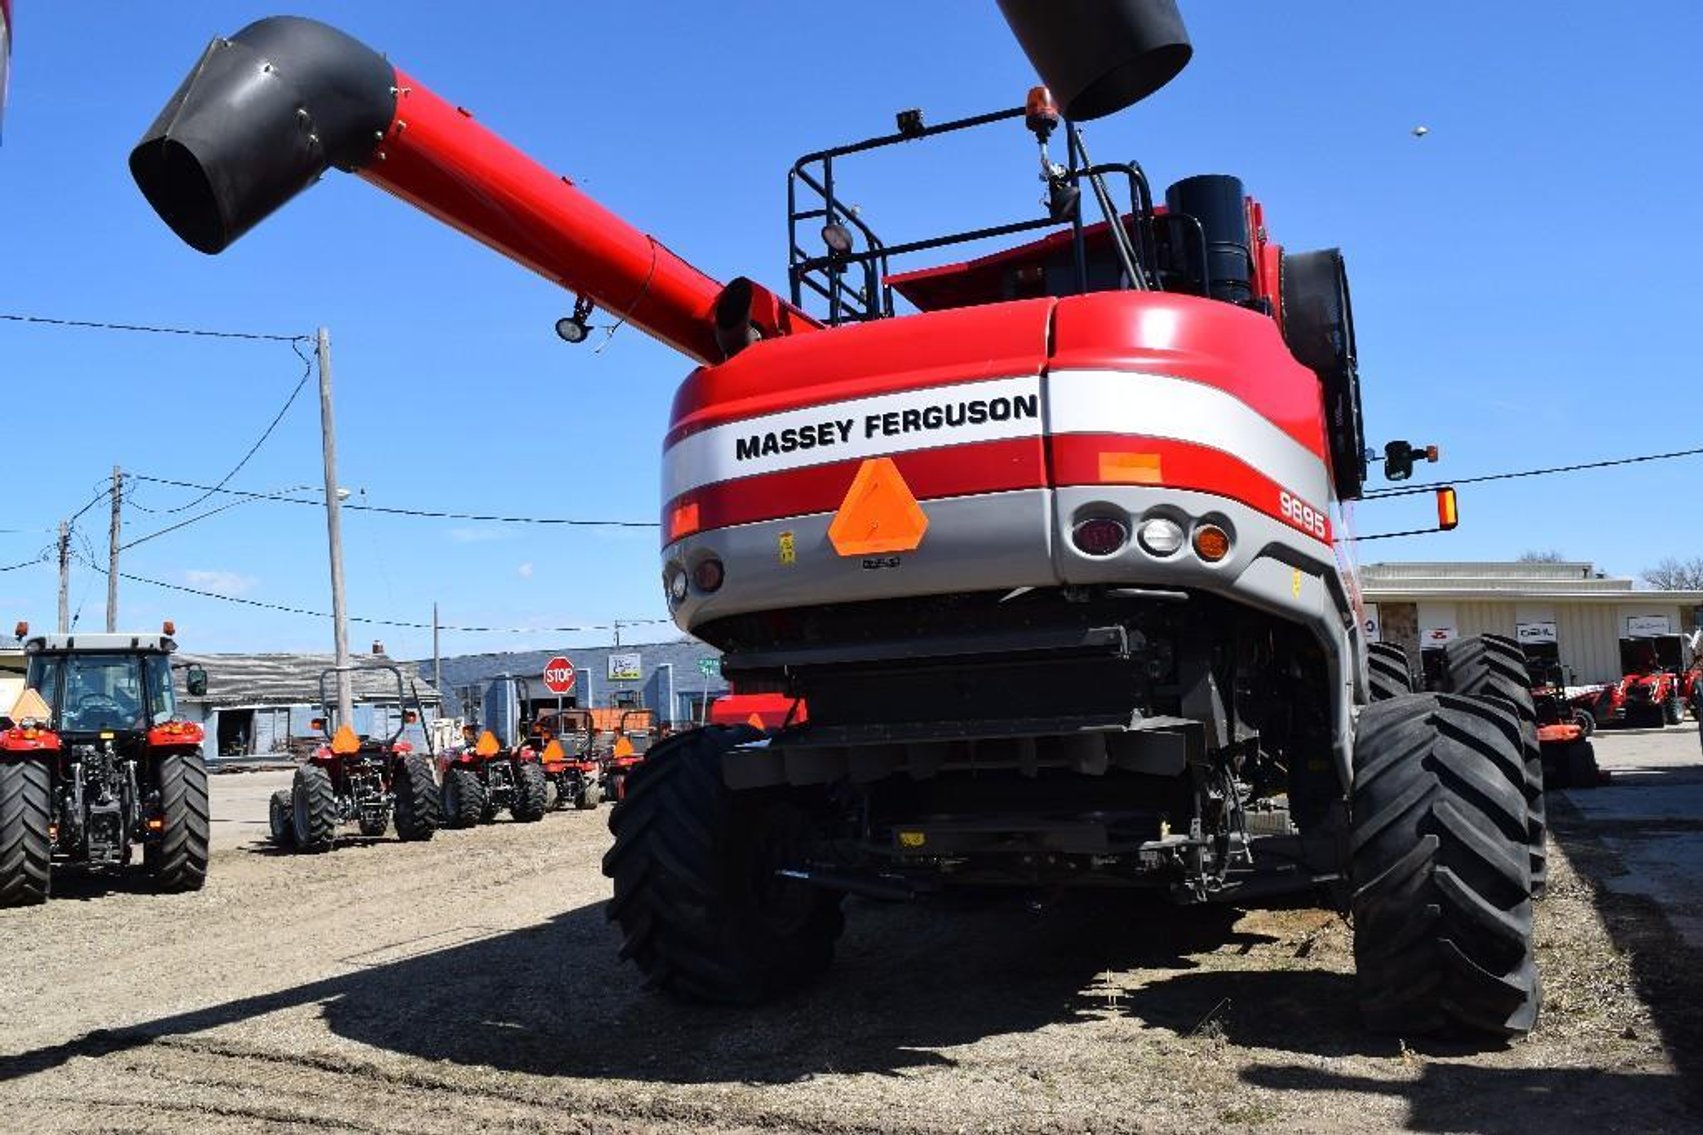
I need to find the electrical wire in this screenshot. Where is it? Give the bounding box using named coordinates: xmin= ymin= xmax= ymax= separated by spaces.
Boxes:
xmin=0 ymin=312 xmax=308 ymax=343
xmin=74 ymin=553 xmax=671 ymax=635
xmin=0 ymin=554 xmax=46 ymax=573
xmin=128 ymin=473 xmax=659 ymax=528
xmin=142 ymin=339 xmax=316 ymax=516
xmin=1361 ymin=445 xmax=1703 ymax=500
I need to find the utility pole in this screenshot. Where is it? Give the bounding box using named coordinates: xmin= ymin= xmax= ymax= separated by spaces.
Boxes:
xmin=57 ymin=521 xmax=70 ymax=633
xmin=106 ymin=465 xmax=122 ymax=632
xmin=433 ymin=602 xmax=441 ymax=689
xmin=317 ymin=327 xmax=354 ymax=726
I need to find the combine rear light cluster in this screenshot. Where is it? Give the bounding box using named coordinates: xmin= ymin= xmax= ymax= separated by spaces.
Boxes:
xmin=691 ymin=557 xmax=726 ymax=594
xmin=1137 ymin=517 xmax=1185 ymax=556
xmin=1192 ymin=523 xmax=1231 ymax=563
xmin=1071 ymin=517 xmax=1129 ymax=557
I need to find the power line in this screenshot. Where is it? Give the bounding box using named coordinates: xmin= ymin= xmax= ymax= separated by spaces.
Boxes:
xmin=0 ymin=312 xmax=308 ymax=343
xmin=0 ymin=554 xmax=47 ymax=573
xmin=1361 ymin=445 xmax=1703 ymax=500
xmin=137 ymin=339 xmax=317 ymax=516
xmin=73 ymin=553 xmax=670 ymax=635
xmin=129 ymin=473 xmax=659 ymax=528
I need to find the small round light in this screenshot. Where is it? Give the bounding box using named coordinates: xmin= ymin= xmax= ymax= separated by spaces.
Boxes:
xmin=1192 ymin=523 xmax=1231 ymax=563
xmin=555 ymin=316 xmax=589 ymax=344
xmin=664 ymin=566 xmax=689 ymax=605
xmin=692 ymin=557 xmax=725 ymax=593
xmin=821 ymin=222 xmax=854 ymax=254
xmin=1137 ymin=517 xmax=1185 ymax=557
xmin=1071 ymin=517 xmax=1128 ymax=557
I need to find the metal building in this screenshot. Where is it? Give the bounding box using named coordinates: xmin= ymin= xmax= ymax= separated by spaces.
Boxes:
xmin=1362 ymin=561 xmax=1703 ymax=687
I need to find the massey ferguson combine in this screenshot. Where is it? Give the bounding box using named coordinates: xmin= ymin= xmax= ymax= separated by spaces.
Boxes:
xmin=132 ymin=2 xmax=1543 ymax=1036
xmin=0 ymin=623 xmax=209 ymax=904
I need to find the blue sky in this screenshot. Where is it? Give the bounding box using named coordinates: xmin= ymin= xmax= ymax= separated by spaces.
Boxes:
xmin=3 ymin=3 xmax=1700 ymax=658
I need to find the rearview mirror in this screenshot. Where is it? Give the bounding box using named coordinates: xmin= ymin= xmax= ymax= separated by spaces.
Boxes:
xmin=185 ymin=665 xmax=208 ymax=697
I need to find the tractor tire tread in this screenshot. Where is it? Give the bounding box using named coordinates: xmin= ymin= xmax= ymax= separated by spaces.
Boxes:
xmin=392 ymin=754 xmax=439 ymax=841
xmin=152 ymin=750 xmax=210 ymax=892
xmin=0 ymin=757 xmax=52 ymax=906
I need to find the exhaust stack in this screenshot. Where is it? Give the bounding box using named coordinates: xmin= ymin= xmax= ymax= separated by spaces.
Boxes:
xmin=997 ymin=0 xmax=1191 ymax=121
xmin=129 ymin=16 xmax=773 ymax=364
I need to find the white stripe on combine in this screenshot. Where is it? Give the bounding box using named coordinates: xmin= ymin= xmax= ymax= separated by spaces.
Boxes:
xmin=1047 ymin=369 xmax=1330 ymax=504
xmin=662 ymin=374 xmax=1044 ymax=502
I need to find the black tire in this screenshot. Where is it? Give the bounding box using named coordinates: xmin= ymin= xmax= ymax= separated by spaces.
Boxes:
xmin=269 ymin=789 xmax=296 ymax=849
xmin=577 ymin=774 xmax=602 ymax=810
xmin=603 ymin=725 xmax=844 ymax=1004
xmin=1350 ymin=693 xmax=1540 ymax=1038
xmin=1663 ymin=697 xmax=1684 ymax=726
xmin=1443 ymin=634 xmax=1546 ymax=898
xmin=0 ymin=758 xmax=52 ymax=906
xmin=441 ymin=765 xmax=485 ymax=830
xmin=1366 ymin=642 xmax=1414 ymax=702
xmin=1573 ymin=707 xmax=1595 ymax=737
xmin=292 ymin=763 xmax=338 ymax=853
xmin=392 ymin=754 xmax=439 ymax=841
xmin=511 ymin=760 xmax=548 ymax=822
xmin=151 ymin=750 xmax=210 ymax=892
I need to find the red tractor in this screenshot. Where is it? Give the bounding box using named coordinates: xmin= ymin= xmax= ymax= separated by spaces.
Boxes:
xmin=267 ymin=665 xmax=439 ymax=851
xmin=1614 ymin=634 xmax=1692 ymax=726
xmin=534 ymin=708 xmax=606 ymax=811
xmin=602 ymin=709 xmax=658 ymax=802
xmin=437 ymin=677 xmax=548 ymax=827
xmin=135 ymin=2 xmax=1545 ymax=1037
xmin=0 ymin=622 xmax=209 ymax=905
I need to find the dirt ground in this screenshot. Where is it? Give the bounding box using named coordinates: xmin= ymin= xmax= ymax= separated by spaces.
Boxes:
xmin=3 ymin=728 xmax=1701 ymax=1134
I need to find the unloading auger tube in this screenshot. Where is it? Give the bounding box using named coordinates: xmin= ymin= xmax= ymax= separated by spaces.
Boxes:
xmin=128 ymin=15 xmax=811 ymax=365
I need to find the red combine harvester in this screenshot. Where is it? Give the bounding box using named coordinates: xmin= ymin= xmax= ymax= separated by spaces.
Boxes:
xmin=133 ymin=3 xmax=1544 ymax=1036
xmin=0 ymin=622 xmax=209 ymax=905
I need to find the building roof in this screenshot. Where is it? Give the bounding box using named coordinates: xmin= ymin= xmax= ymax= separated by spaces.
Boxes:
xmin=1362 ymin=562 xmax=1703 ymax=605
xmin=174 ymin=652 xmax=443 ymax=709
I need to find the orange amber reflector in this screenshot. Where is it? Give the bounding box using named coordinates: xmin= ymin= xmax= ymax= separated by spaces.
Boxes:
xmin=828 ymin=458 xmax=928 ymax=556
xmin=1193 ymin=524 xmax=1231 ymax=562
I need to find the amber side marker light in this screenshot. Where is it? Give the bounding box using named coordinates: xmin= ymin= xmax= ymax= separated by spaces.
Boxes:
xmin=1193 ymin=524 xmax=1231 ymax=562
xmin=1436 ymin=486 xmax=1459 ymax=531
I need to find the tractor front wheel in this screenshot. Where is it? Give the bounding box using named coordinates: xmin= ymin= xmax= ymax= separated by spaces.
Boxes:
xmin=268 ymin=789 xmax=296 ymax=849
xmin=603 ymin=725 xmax=844 ymax=1004
xmin=442 ymin=766 xmax=486 ymax=830
xmin=577 ymin=774 xmax=602 ymax=810
xmin=511 ymin=760 xmax=548 ymax=822
xmin=1350 ymin=692 xmax=1540 ymax=1038
xmin=292 ymin=763 xmax=338 ymax=853
xmin=1664 ymin=697 xmax=1685 ymax=726
xmin=150 ymin=750 xmax=210 ymax=892
xmin=0 ymin=757 xmax=51 ymax=906
xmin=392 ymin=754 xmax=439 ymax=841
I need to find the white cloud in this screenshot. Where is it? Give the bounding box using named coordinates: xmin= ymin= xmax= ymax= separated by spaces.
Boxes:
xmin=517 ymin=562 xmax=534 ymax=579
xmin=184 ymin=569 xmax=258 ymax=596
xmin=447 ymin=526 xmax=515 ymax=543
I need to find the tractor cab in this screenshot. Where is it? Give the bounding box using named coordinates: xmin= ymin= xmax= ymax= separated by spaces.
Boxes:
xmin=21 ymin=630 xmax=205 ymax=746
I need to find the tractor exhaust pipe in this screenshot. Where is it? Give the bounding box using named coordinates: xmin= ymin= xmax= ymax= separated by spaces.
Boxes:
xmin=130 ymin=16 xmax=801 ymax=363
xmin=997 ymin=0 xmax=1192 ymax=121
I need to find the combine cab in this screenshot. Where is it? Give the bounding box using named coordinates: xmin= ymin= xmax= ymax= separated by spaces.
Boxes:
xmin=267 ymin=665 xmax=439 ymax=851
xmin=134 ymin=2 xmax=1544 ymax=1036
xmin=0 ymin=623 xmax=209 ymax=904
xmin=438 ymin=676 xmax=548 ymax=827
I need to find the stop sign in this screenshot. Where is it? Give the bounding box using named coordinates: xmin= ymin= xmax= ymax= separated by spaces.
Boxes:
xmin=541 ymin=656 xmax=576 ymax=695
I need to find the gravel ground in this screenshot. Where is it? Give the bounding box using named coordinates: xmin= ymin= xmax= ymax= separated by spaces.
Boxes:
xmin=2 ymin=731 xmax=1700 ymax=1134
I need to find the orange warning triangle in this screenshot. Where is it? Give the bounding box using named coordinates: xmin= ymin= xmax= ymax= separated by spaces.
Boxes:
xmin=9 ymin=687 xmax=52 ymax=725
xmin=475 ymin=730 xmax=501 ymax=756
xmin=612 ymin=735 xmax=634 ymax=758
xmin=827 ymin=457 xmax=928 ymax=556
xmin=747 ymin=712 xmax=767 ymax=730
xmin=541 ymin=739 xmax=564 ymax=761
xmin=330 ymin=723 xmax=361 ymax=755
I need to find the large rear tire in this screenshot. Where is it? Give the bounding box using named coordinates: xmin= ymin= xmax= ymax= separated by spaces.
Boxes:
xmin=603 ymin=725 xmax=844 ymax=1004
xmin=392 ymin=754 xmax=439 ymax=841
xmin=441 ymin=765 xmax=485 ymax=830
xmin=1664 ymin=696 xmax=1684 ymax=726
xmin=511 ymin=760 xmax=548 ymax=822
xmin=1443 ymin=634 xmax=1546 ymax=897
xmin=151 ymin=750 xmax=210 ymax=892
xmin=1350 ymin=693 xmax=1540 ymax=1038
xmin=1366 ymin=642 xmax=1414 ymax=702
xmin=269 ymin=789 xmax=296 ymax=848
xmin=291 ymin=763 xmax=337 ymax=853
xmin=0 ymin=757 xmax=51 ymax=906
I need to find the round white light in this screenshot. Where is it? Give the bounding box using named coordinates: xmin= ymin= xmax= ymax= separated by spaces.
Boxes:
xmin=665 ymin=566 xmax=689 ymax=605
xmin=1138 ymin=517 xmax=1185 ymax=556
